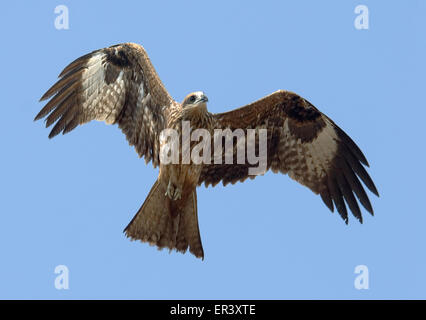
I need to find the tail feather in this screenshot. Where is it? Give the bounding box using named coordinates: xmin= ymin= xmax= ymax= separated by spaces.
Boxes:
xmin=176 ymin=191 xmax=204 ymax=258
xmin=124 ymin=180 xmax=204 ymax=259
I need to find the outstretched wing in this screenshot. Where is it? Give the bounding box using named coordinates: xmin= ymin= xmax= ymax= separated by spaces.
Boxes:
xmin=199 ymin=90 xmax=379 ymax=223
xmin=36 ymin=43 xmax=175 ymax=167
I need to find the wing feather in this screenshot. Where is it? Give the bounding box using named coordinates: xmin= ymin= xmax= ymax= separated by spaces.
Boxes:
xmin=36 ymin=43 xmax=174 ymax=167
xmin=199 ymin=90 xmax=379 ymax=223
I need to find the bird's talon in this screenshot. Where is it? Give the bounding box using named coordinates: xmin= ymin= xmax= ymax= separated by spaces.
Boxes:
xmin=165 ymin=181 xmax=175 ymax=200
xmin=173 ymin=187 xmax=182 ymax=200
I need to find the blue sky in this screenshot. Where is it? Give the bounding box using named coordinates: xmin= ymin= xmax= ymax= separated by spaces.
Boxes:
xmin=0 ymin=0 xmax=425 ymax=299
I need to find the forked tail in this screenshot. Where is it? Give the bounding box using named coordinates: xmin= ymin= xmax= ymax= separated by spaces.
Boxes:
xmin=124 ymin=180 xmax=204 ymax=259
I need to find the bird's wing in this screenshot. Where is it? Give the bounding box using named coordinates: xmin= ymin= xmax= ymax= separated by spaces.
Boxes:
xmin=199 ymin=90 xmax=379 ymax=223
xmin=36 ymin=43 xmax=175 ymax=167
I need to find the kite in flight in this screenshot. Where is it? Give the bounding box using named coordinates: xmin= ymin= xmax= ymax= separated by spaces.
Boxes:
xmin=36 ymin=43 xmax=379 ymax=259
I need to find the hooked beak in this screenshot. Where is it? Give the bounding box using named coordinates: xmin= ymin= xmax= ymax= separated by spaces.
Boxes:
xmin=198 ymin=95 xmax=208 ymax=103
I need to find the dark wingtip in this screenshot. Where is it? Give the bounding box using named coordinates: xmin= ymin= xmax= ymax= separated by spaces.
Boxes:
xmin=369 ymin=182 xmax=379 ymax=198
xmin=33 ymin=91 xmax=52 ymax=121
xmin=39 ymin=86 xmax=58 ymax=102
xmin=332 ymin=121 xmax=370 ymax=167
xmin=360 ymin=165 xmax=378 ymax=197
xmin=48 ymin=131 xmax=58 ymax=139
xmin=34 ymin=113 xmax=42 ymax=122
xmin=48 ymin=125 xmax=63 ymax=139
xmin=320 ymin=190 xmax=334 ymax=212
xmin=39 ymin=92 xmax=50 ymax=102
xmin=366 ymin=204 xmax=374 ymax=216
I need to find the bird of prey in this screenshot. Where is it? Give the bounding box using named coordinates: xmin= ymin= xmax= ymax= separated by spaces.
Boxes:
xmin=36 ymin=43 xmax=379 ymax=260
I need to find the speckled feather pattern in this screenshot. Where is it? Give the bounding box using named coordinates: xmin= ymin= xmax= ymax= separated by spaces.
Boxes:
xmin=37 ymin=43 xmax=378 ymax=259
xmin=199 ymin=90 xmax=378 ymax=224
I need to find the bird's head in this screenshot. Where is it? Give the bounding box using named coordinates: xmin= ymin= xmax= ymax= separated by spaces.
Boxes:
xmin=182 ymin=91 xmax=208 ymax=109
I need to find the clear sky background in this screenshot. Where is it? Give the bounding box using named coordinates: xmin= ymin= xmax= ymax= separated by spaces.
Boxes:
xmin=0 ymin=0 xmax=425 ymax=299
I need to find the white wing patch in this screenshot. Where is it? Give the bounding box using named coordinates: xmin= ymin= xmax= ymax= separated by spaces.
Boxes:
xmin=81 ymin=53 xmax=105 ymax=99
xmin=279 ymin=118 xmax=338 ymax=192
xmin=77 ymin=54 xmax=128 ymax=124
xmin=137 ymin=81 xmax=145 ymax=104
xmin=307 ymin=119 xmax=339 ymax=179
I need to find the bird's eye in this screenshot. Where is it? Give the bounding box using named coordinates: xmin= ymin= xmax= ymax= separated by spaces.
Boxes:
xmin=189 ymin=95 xmax=196 ymax=102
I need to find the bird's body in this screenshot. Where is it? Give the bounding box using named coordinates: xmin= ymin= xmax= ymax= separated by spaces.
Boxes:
xmin=130 ymin=92 xmax=215 ymax=258
xmin=162 ymin=95 xmax=213 ymax=202
xmin=36 ymin=43 xmax=379 ymax=259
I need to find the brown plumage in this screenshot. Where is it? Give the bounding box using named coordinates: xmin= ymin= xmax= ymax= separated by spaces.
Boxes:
xmin=36 ymin=42 xmax=379 ymax=259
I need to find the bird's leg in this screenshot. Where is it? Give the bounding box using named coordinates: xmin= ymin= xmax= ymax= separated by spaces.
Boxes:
xmin=165 ymin=165 xmax=187 ymax=200
xmin=173 ymin=186 xmax=182 ymax=200
xmin=173 ymin=165 xmax=189 ymax=200
xmin=165 ymin=180 xmax=176 ymax=199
